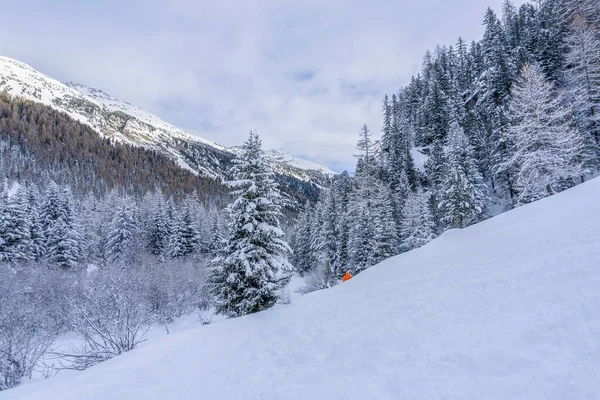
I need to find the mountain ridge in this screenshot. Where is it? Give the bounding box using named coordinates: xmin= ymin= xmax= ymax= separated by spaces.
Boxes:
xmin=0 ymin=56 xmax=335 ymax=186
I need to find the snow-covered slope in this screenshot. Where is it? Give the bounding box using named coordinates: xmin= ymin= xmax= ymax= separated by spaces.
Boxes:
xmin=4 ymin=177 xmax=600 ymax=399
xmin=0 ymin=56 xmax=335 ymax=184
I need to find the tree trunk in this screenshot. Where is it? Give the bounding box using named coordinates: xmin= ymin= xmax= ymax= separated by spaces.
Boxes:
xmin=546 ymin=184 xmax=555 ymax=196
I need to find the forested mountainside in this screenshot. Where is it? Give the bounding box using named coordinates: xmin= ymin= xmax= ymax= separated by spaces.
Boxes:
xmin=293 ymin=0 xmax=600 ymax=285
xmin=0 ymin=93 xmax=322 ymax=204
xmin=0 ymin=94 xmax=225 ymax=200
xmin=1 ymin=0 xmax=598 ymax=395
xmin=0 ymin=56 xmax=335 ymax=189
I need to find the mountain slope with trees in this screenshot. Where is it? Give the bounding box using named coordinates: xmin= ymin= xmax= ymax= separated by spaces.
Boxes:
xmin=3 ymin=155 xmax=600 ymax=400
xmin=293 ymin=0 xmax=600 ymax=285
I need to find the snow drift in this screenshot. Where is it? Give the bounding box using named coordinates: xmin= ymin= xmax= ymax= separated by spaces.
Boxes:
xmin=3 ymin=177 xmax=600 ymax=399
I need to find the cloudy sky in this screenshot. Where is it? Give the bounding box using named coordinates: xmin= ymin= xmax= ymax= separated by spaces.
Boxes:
xmin=1 ymin=0 xmax=523 ymax=172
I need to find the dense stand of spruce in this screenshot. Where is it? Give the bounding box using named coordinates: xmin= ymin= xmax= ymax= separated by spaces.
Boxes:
xmin=292 ymin=0 xmax=600 ymax=287
xmin=1 ymin=0 xmax=599 ymax=392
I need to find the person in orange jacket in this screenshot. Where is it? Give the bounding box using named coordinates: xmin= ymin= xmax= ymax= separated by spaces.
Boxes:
xmin=342 ymin=270 xmax=352 ymax=282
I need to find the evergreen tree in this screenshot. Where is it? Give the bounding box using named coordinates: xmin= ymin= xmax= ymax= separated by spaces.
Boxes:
xmin=349 ymin=204 xmax=375 ymax=274
xmin=207 ymin=209 xmax=227 ymax=255
xmin=292 ymin=202 xmax=313 ymax=275
xmin=176 ymin=202 xmax=201 ymax=257
xmin=147 ymin=195 xmax=169 ymax=256
xmin=167 ymin=214 xmax=187 ymax=259
xmin=372 ymin=184 xmax=399 ymax=263
xmin=400 ymin=192 xmax=436 ymax=252
xmin=0 ymin=184 xmax=31 ymax=264
xmin=439 ymin=123 xmax=488 ymax=228
xmin=24 ymin=184 xmax=44 ymax=261
xmin=348 ymin=125 xmax=379 ymax=274
xmin=42 ymin=185 xmax=82 ymax=268
xmin=209 ymin=132 xmax=293 ymax=318
xmin=500 ymin=63 xmax=588 ymax=202
xmin=105 ymin=202 xmax=138 ymax=264
xmin=333 ymin=172 xmax=353 ymax=271
xmin=565 ymin=15 xmax=600 ymax=144
xmin=534 ymin=0 xmax=568 ymax=81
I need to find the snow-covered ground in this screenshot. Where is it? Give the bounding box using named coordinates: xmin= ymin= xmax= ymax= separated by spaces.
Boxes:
xmin=3 ymin=177 xmax=600 ymax=399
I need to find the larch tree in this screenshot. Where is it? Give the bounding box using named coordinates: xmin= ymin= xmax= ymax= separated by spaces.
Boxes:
xmin=209 ymin=131 xmax=293 ymax=318
xmin=500 ymin=63 xmax=587 ymax=203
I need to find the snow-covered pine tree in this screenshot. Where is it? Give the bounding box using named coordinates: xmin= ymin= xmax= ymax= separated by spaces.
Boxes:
xmin=400 ymin=192 xmax=436 ymax=252
xmin=207 ymin=209 xmax=227 ymax=255
xmin=177 ymin=202 xmax=201 ymax=257
xmin=533 ymin=0 xmax=568 ymax=82
xmin=372 ymin=183 xmax=399 ymax=263
xmin=333 ymin=172 xmax=353 ymax=271
xmin=24 ymin=184 xmax=44 ymax=261
xmin=349 ymin=204 xmax=375 ymax=274
xmin=167 ymin=214 xmax=186 ymax=259
xmin=317 ymin=186 xmax=340 ymax=282
xmin=0 ymin=186 xmax=32 ymax=265
xmin=500 ymin=63 xmax=588 ymax=203
xmin=42 ymin=185 xmax=82 ymax=269
xmin=292 ymin=202 xmax=313 ymax=275
xmin=348 ymin=124 xmax=379 ymax=274
xmin=209 ymin=132 xmax=293 ymax=318
xmin=105 ymin=202 xmax=138 ymax=265
xmin=147 ymin=194 xmax=170 ymax=256
xmin=565 ymin=15 xmax=600 ymax=144
xmin=439 ymin=123 xmax=488 ymax=229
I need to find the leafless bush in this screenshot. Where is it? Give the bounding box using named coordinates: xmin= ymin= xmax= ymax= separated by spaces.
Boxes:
xmin=142 ymin=256 xmax=210 ymax=326
xmin=0 ymin=266 xmax=66 ymax=390
xmin=58 ymin=266 xmax=155 ymax=370
xmin=298 ymin=265 xmax=330 ymax=295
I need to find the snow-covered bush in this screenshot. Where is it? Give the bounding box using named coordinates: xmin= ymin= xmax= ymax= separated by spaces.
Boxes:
xmin=299 ymin=265 xmax=330 ymax=295
xmin=143 ymin=256 xmax=210 ymax=326
xmin=60 ymin=265 xmax=155 ymax=370
xmin=0 ymin=267 xmax=67 ymax=390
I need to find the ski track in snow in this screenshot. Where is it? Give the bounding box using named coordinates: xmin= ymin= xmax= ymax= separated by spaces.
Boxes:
xmin=3 ymin=178 xmax=600 ymax=399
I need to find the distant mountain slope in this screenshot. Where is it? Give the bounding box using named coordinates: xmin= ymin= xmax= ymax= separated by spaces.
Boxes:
xmin=0 ymin=56 xmax=335 ymax=187
xmin=4 ymin=174 xmax=600 ymax=399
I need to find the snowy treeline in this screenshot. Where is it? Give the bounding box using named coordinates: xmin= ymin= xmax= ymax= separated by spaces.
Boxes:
xmin=0 ymin=180 xmax=225 ymax=390
xmin=293 ymin=0 xmax=600 ymax=285
xmin=0 ymin=181 xmax=226 ymax=268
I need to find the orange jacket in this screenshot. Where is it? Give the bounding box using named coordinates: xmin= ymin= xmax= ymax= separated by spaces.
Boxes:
xmin=342 ymin=270 xmax=352 ymax=282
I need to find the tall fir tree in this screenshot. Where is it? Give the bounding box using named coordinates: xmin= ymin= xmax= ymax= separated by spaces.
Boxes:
xmin=209 ymin=132 xmax=293 ymax=318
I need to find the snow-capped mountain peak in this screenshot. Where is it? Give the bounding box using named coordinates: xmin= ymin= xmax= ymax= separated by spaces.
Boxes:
xmin=0 ymin=56 xmax=335 ymax=185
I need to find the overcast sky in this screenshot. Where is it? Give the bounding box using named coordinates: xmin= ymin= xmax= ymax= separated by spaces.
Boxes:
xmin=1 ymin=0 xmax=524 ymax=172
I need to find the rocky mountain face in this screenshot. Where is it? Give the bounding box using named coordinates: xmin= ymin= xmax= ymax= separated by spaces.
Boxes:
xmin=0 ymin=56 xmax=334 ymax=199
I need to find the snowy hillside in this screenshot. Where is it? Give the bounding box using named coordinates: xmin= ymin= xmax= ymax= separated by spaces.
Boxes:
xmin=0 ymin=56 xmax=335 ymax=183
xmin=3 ymin=176 xmax=600 ymax=399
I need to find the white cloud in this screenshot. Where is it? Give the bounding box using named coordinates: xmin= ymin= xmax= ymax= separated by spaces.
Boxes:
xmin=0 ymin=0 xmax=526 ymax=172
